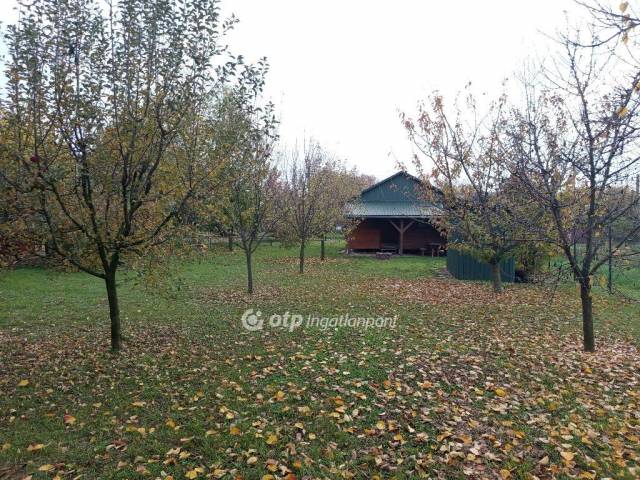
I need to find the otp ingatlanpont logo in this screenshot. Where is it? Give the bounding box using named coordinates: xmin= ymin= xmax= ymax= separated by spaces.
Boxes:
xmin=240 ymin=309 xmax=264 ymax=331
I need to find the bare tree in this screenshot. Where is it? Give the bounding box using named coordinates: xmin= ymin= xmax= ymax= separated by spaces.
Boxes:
xmin=576 ymin=1 xmax=640 ymax=49
xmin=508 ymin=39 xmax=640 ymax=352
xmin=280 ymin=141 xmax=337 ymax=273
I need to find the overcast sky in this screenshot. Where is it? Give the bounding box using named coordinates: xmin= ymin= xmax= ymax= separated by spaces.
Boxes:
xmin=0 ymin=0 xmax=587 ymax=180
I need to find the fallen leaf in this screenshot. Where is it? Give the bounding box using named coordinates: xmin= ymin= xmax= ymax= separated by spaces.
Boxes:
xmin=560 ymin=451 xmax=575 ymax=463
xmin=63 ymin=414 xmax=76 ymax=425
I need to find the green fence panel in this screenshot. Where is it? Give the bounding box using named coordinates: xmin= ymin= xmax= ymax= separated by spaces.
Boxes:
xmin=446 ymin=249 xmax=515 ymax=283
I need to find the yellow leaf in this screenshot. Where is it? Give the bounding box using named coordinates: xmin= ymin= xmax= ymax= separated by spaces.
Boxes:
xmin=266 ymin=434 xmax=278 ymax=445
xmin=499 ymin=469 xmax=511 ymax=479
xmin=560 ymin=450 xmax=575 ymax=462
xmin=375 ymin=420 xmax=386 ymax=430
xmin=131 ymin=401 xmax=146 ymax=407
xmin=494 ymin=388 xmax=507 ymax=397
xmin=617 ymin=106 xmax=629 ymax=118
xmin=247 ymin=456 xmax=258 ymax=465
xmin=18 ymin=379 xmax=29 ymax=387
xmin=578 ymin=471 xmax=596 ymax=479
xmin=38 ymin=464 xmax=54 ymax=472
xmin=274 ymin=390 xmax=286 ymax=400
xmin=166 ymin=418 xmax=176 ymax=429
xmin=229 ymin=426 xmax=241 ymax=436
xmin=620 ymin=2 xmax=629 ymax=13
xmin=27 ymin=443 xmax=45 ymax=452
xmin=185 ymin=469 xmax=199 ymax=479
xmin=261 ymin=476 xmax=275 ymax=480
xmin=225 ymin=411 xmax=235 ymax=420
xmin=1 ymin=443 xmax=11 ymax=451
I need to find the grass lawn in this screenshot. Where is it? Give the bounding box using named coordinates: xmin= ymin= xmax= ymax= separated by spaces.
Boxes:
xmin=1 ymin=241 xmax=639 ymax=479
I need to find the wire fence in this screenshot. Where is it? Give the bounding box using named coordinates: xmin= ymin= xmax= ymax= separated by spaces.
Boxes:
xmin=543 ymin=237 xmax=640 ymax=303
xmin=602 ymin=249 xmax=640 ymax=302
xmin=597 ymin=225 xmax=640 ymax=301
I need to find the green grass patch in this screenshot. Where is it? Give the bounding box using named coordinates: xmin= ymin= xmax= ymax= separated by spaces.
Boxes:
xmin=1 ymin=241 xmax=639 ymax=479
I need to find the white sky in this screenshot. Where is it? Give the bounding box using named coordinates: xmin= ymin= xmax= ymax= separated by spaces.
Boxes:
xmin=0 ymin=0 xmax=587 ymax=180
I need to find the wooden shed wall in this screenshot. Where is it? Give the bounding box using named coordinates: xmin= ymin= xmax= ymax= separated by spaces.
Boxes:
xmin=347 ymin=218 xmax=445 ymax=251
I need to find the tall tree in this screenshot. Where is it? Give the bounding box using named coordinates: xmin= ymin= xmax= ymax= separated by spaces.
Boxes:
xmin=403 ymin=90 xmax=537 ymax=292
xmin=216 ymin=94 xmax=278 ymax=294
xmin=507 ymin=40 xmax=640 ymax=352
xmin=313 ymin=166 xmax=375 ymax=261
xmin=280 ymin=141 xmax=337 ymax=274
xmin=0 ymin=0 xmax=260 ymax=350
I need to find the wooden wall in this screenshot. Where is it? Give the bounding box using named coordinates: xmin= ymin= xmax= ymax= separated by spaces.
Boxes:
xmin=347 ymin=218 xmax=445 ymax=251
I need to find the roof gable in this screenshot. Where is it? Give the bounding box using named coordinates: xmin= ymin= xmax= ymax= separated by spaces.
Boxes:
xmin=345 ymin=171 xmax=442 ymax=218
xmin=360 ymin=171 xmax=423 ymax=203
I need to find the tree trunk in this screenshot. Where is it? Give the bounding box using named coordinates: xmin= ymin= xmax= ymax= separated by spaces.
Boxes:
xmin=299 ymin=240 xmax=305 ymax=274
xmin=105 ymin=270 xmax=121 ymax=351
xmin=490 ymin=261 xmax=503 ymax=293
xmin=320 ymin=235 xmax=325 ymax=261
xmin=245 ymin=251 xmax=254 ymax=294
xmin=228 ymin=233 xmax=233 ymax=252
xmin=580 ymin=280 xmax=595 ymax=352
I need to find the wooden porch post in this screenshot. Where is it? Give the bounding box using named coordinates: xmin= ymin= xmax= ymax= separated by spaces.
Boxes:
xmin=389 ymin=219 xmax=414 ymax=255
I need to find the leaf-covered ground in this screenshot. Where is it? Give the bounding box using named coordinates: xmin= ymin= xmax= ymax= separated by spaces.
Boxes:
xmin=1 ymin=242 xmax=639 ymax=479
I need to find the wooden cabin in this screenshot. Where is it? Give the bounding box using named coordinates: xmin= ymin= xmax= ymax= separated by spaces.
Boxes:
xmin=345 ymin=171 xmax=446 ymax=255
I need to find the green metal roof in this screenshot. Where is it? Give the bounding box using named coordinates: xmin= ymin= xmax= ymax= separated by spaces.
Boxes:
xmin=345 ymin=201 xmax=442 ymax=218
xmin=345 ymin=171 xmax=442 ymax=218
